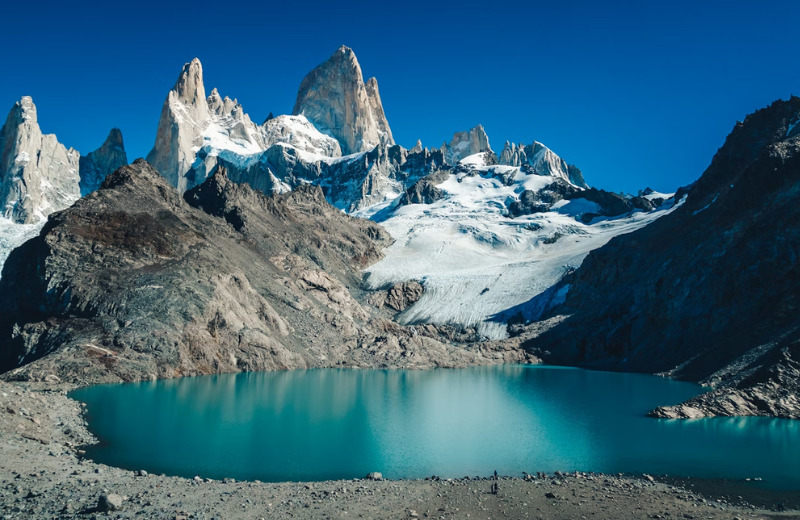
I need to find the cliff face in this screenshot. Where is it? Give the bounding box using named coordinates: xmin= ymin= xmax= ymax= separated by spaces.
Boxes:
xmin=526 ymin=97 xmax=800 ymax=418
xmin=79 ymin=128 xmax=128 ymax=195
xmin=0 ymin=97 xmax=80 ymax=224
xmin=0 ymin=160 xmax=529 ymax=383
xmin=293 ymin=46 xmax=394 ymax=155
xmin=146 ymin=58 xmax=213 ymax=190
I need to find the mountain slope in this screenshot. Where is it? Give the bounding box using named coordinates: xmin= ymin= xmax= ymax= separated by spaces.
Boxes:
xmin=0 ymin=160 xmax=529 ymax=383
xmin=526 ymin=97 xmax=800 ymax=418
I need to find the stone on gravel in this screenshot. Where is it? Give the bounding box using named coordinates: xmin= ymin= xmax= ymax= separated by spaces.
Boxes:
xmin=97 ymin=493 xmax=123 ymax=511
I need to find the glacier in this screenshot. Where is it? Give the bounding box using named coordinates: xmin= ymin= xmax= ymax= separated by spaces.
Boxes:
xmin=361 ymin=153 xmax=682 ymax=339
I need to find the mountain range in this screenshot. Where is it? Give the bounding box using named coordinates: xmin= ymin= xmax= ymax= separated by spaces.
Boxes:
xmin=0 ymin=46 xmax=796 ymax=418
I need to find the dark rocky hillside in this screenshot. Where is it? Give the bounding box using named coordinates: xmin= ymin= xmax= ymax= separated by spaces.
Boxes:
xmin=526 ymin=97 xmax=800 ymax=418
xmin=0 ymin=160 xmax=528 ymax=383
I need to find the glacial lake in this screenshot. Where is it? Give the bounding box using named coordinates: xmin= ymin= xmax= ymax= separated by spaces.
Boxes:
xmin=70 ymin=366 xmax=800 ymax=489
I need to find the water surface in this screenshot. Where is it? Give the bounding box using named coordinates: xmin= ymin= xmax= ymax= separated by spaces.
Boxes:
xmin=70 ymin=366 xmax=800 ymax=488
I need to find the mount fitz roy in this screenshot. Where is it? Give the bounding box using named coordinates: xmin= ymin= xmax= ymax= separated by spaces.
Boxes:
xmin=0 ymin=45 xmax=796 ymax=419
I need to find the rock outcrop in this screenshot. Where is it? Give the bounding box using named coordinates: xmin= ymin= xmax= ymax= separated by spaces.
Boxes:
xmin=0 ymin=160 xmax=530 ymax=383
xmin=0 ymin=97 xmax=80 ymax=224
xmin=293 ymin=46 xmax=394 ymax=155
xmin=500 ymin=140 xmax=587 ymax=187
xmin=79 ymin=128 xmax=128 ymax=195
xmin=146 ymin=58 xmax=212 ymax=190
xmin=526 ymin=96 xmax=800 ymax=418
xmin=443 ymin=125 xmax=492 ymax=164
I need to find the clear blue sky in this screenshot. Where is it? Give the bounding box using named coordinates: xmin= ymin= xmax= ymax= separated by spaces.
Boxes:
xmin=2 ymin=0 xmax=799 ymax=193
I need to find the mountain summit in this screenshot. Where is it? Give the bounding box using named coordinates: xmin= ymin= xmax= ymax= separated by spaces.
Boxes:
xmin=0 ymin=96 xmax=80 ymax=224
xmin=293 ymin=45 xmax=394 ymax=155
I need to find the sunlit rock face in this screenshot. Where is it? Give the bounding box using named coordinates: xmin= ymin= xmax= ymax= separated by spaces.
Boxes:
xmin=0 ymin=96 xmax=80 ymax=224
xmin=293 ymin=45 xmax=394 ymax=155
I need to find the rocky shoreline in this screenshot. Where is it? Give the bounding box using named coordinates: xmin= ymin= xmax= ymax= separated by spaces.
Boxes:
xmin=2 ymin=379 xmax=799 ymax=520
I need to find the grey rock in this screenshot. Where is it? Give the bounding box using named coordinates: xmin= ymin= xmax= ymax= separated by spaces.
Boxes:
xmin=384 ymin=282 xmax=423 ymax=312
xmin=79 ymin=128 xmax=127 ymax=195
xmin=365 ymin=472 xmax=383 ymax=481
xmin=96 ymin=493 xmax=123 ymax=512
xmin=499 ymin=140 xmax=587 ymax=188
xmin=0 ymin=160 xmax=524 ymax=382
xmin=293 ymin=46 xmax=394 ymax=155
xmin=444 ymin=125 xmax=492 ymax=164
xmin=0 ymin=97 xmax=80 ymax=224
xmin=146 ymin=58 xmax=212 ymax=190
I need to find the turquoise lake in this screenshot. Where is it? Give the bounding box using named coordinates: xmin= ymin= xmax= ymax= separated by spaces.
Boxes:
xmin=70 ymin=366 xmax=800 ymax=488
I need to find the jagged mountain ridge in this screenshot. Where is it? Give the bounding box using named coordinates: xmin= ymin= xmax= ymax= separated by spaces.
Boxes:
xmin=143 ymin=49 xmax=597 ymax=217
xmin=523 ymin=97 xmax=800 ymax=418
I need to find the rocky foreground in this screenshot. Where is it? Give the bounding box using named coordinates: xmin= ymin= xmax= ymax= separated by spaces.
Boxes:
xmin=2 ymin=380 xmax=799 ymax=520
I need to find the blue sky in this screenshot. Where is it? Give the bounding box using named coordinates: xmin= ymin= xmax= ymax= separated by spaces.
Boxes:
xmin=2 ymin=0 xmax=799 ymax=193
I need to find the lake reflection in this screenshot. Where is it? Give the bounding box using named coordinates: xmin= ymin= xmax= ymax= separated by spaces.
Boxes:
xmin=70 ymin=366 xmax=800 ymax=488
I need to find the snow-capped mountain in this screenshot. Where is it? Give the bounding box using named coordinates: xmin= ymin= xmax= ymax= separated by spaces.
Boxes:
xmin=362 ymin=151 xmax=677 ymax=339
xmin=441 ymin=124 xmax=492 ymax=164
xmin=500 ymin=140 xmax=587 ymax=188
xmin=0 ymin=46 xmax=675 ymax=341
xmin=136 ymin=48 xmax=678 ymax=338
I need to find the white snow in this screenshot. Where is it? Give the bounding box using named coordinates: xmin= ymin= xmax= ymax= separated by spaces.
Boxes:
xmin=552 ymin=198 xmax=601 ymax=217
xmin=787 ymin=119 xmax=800 ymax=137
xmin=195 ymin=120 xmax=264 ymax=156
xmin=643 ymin=190 xmax=674 ymax=201
xmin=364 ymin=164 xmax=682 ymax=339
xmin=263 ymin=115 xmax=342 ymax=157
xmin=14 ymin=152 xmax=30 ymax=164
xmin=692 ymin=193 xmax=719 ymax=215
xmin=0 ymin=217 xmax=46 ymax=274
xmin=458 ymin=152 xmax=489 ymax=167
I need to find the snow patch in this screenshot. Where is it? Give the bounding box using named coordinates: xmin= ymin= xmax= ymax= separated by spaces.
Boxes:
xmin=14 ymin=152 xmax=30 ymax=164
xmin=0 ymin=217 xmax=46 ymax=277
xmin=692 ymin=194 xmax=719 ymax=216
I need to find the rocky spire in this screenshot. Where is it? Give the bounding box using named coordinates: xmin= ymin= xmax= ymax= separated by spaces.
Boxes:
xmin=79 ymin=128 xmax=128 ymax=195
xmin=445 ymin=125 xmax=492 ymax=164
xmin=292 ymin=46 xmax=394 ymax=155
xmin=0 ymin=97 xmax=80 ymax=224
xmin=146 ymin=58 xmax=212 ymax=190
xmin=498 ymin=138 xmax=587 ymax=187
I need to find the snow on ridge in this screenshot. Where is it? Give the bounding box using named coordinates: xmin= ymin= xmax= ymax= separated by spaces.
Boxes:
xmin=643 ymin=190 xmax=674 ymax=201
xmin=364 ymin=163 xmax=682 ymax=339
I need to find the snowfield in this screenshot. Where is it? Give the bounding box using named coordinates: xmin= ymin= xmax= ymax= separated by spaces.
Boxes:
xmin=362 ymin=154 xmax=681 ymax=339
